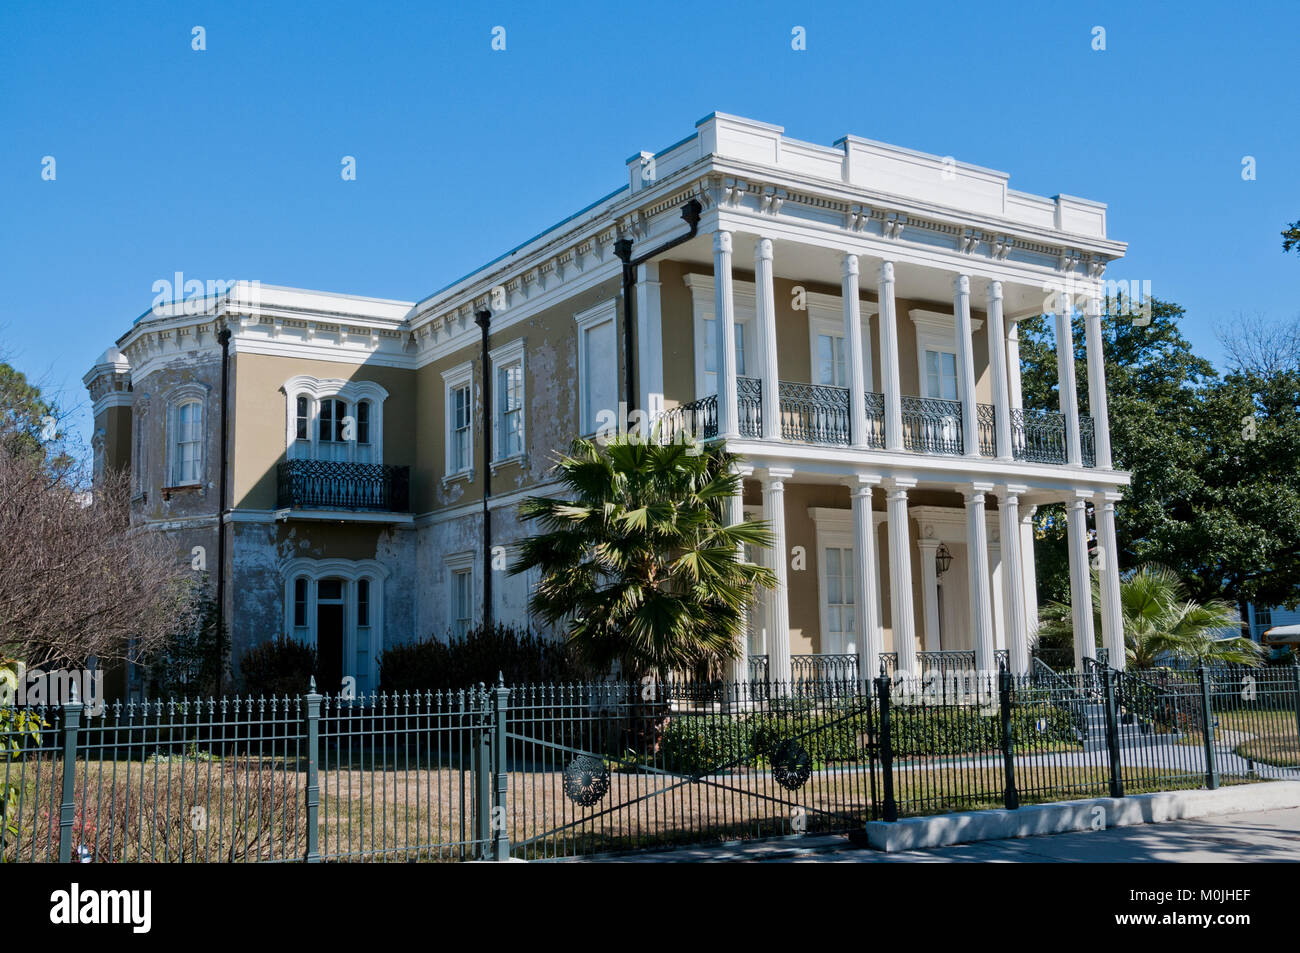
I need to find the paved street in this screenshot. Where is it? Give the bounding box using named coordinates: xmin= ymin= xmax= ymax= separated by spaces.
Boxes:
xmin=594 ymin=807 xmax=1300 ymax=862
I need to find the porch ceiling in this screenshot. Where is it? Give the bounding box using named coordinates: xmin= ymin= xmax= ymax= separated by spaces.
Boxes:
xmin=662 ymin=233 xmax=1047 ymax=318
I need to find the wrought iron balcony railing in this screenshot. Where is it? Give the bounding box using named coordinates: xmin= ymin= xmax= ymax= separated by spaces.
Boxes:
xmin=277 ymin=459 xmax=410 ymax=513
xmin=737 ymin=376 xmax=763 ymax=438
xmin=977 ymin=403 xmax=997 ymax=456
xmin=654 ymin=394 xmax=718 ymax=443
xmin=1010 ymin=408 xmax=1097 ymax=467
xmin=792 ymin=653 xmax=858 ymax=682
xmin=1081 ymin=414 xmax=1096 ymax=467
xmin=901 ymin=395 xmax=963 ymax=455
xmin=863 ymin=391 xmax=887 ymax=448
xmin=779 ymin=380 xmax=850 ymax=445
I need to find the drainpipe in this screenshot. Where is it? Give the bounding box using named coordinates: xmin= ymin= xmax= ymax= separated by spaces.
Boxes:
xmin=474 ymin=309 xmax=494 ymax=632
xmin=215 ymin=325 xmax=231 ymax=696
xmin=613 ymin=199 xmax=702 ymax=413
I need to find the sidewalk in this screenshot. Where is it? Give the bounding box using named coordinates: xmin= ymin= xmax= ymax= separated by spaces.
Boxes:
xmin=589 ymin=807 xmax=1300 ymax=862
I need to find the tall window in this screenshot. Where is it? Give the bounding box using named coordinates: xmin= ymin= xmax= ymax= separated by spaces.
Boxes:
xmin=293 ymin=578 xmax=308 ymax=628
xmin=452 ymin=568 xmax=474 ymax=637
xmin=816 ymin=332 xmax=847 ymax=387
xmin=172 ymin=400 xmax=203 ymax=485
xmin=451 ymin=384 xmax=472 ymax=473
xmin=703 ymin=318 xmax=747 ymax=394
xmin=823 ymin=546 xmax=856 ymax=655
xmin=924 ymin=349 xmax=959 ymax=401
xmin=443 ymin=363 xmax=474 ymax=478
xmin=357 ymin=578 xmax=370 ymax=627
xmin=497 ymin=360 xmax=524 ymax=459
xmin=576 ymin=303 xmax=618 ymax=436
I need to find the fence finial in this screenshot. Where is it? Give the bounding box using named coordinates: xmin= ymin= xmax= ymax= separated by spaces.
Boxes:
xmin=497 ymin=671 xmax=505 ymax=688
xmin=309 ymin=676 xmax=317 ymax=694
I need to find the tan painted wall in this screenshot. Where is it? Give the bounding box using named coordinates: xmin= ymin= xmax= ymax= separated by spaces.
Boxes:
xmin=97 ymin=405 xmax=132 ymax=473
xmin=414 ymin=277 xmax=623 ymax=513
xmin=229 ymin=353 xmax=417 ymax=510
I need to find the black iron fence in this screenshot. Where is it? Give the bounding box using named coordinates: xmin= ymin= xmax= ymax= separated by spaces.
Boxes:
xmin=7 ymin=663 xmax=1293 ymax=862
xmin=277 ymin=459 xmax=411 ymax=512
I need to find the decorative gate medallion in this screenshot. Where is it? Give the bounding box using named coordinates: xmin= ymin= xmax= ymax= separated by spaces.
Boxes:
xmin=563 ymin=754 xmax=611 ymax=806
xmin=770 ymin=739 xmax=813 ymax=790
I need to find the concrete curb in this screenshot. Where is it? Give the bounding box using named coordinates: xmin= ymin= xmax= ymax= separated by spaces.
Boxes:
xmin=864 ymin=780 xmax=1300 ymax=852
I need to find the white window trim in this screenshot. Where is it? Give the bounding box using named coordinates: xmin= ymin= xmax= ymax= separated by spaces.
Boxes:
xmin=445 ymin=550 xmax=477 ymax=637
xmin=908 ymin=309 xmax=983 ymax=401
xmin=807 ymin=301 xmax=878 ymax=392
xmin=283 ymin=375 xmax=389 ymax=462
xmin=488 ymin=337 xmax=527 ymax=466
xmin=281 ymin=557 xmax=389 ymax=694
xmin=441 ymin=361 xmax=475 ymax=482
xmin=165 ymin=383 xmax=209 ymax=488
xmin=574 ymin=299 xmax=619 ymax=437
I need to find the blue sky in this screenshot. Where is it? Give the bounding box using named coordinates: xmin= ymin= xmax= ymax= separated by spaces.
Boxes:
xmin=2 ymin=0 xmax=1297 ymax=447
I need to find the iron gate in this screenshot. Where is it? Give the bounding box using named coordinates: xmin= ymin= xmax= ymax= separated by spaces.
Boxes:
xmin=500 ymin=679 xmax=879 ymax=860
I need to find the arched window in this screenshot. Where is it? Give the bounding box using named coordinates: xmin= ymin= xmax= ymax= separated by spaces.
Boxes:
xmin=280 ymin=559 xmax=388 ymax=696
xmin=283 ymin=377 xmax=387 ymax=464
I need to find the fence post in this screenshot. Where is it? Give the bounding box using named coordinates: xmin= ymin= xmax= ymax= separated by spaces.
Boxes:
xmin=1198 ymin=666 xmax=1219 ymax=790
xmin=473 ymin=684 xmax=492 ymax=858
xmin=57 ymin=680 xmax=83 ymax=863
xmin=1101 ymin=665 xmax=1124 ymax=799
xmin=875 ymin=670 xmax=897 ymax=822
xmin=489 ymin=675 xmax=511 ymax=861
xmin=999 ymin=664 xmax=1019 ymax=810
xmin=1291 ymin=659 xmax=1300 ymax=752
xmin=304 ymin=677 xmax=321 ymax=863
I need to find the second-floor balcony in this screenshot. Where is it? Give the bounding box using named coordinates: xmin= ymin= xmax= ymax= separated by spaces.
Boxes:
xmin=654 ymin=380 xmax=1096 ymax=467
xmin=276 ymin=459 xmax=411 ymax=514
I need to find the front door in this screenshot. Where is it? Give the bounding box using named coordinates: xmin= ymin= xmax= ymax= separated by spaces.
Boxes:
xmin=316 ymin=579 xmax=345 ymax=694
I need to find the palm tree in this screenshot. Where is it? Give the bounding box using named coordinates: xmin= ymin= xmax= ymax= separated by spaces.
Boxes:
xmin=1037 ymin=565 xmax=1263 ymax=669
xmin=510 ymin=435 xmax=775 ymax=678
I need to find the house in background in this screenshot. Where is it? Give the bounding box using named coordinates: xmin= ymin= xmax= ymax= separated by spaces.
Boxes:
xmin=85 ymin=112 xmax=1131 ymax=698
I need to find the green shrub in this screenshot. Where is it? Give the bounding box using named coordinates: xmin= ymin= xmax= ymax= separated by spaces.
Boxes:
xmin=377 ymin=623 xmax=596 ymax=693
xmin=238 ymin=635 xmax=316 ymax=697
xmin=660 ymin=715 xmax=754 ymax=775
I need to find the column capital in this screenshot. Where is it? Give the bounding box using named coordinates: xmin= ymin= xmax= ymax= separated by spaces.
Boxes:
xmin=879 ymin=260 xmax=895 ymax=282
xmin=965 ymin=487 xmax=993 ymax=506
xmin=713 ymin=230 xmax=732 ymax=254
xmin=756 ymin=236 xmax=773 ymax=260
xmin=844 ymin=472 xmax=882 ymax=493
xmin=1094 ymin=490 xmax=1124 ymax=506
xmin=760 ymin=466 xmax=794 ymax=485
xmin=968 ymin=480 xmax=996 ymax=496
xmin=842 ymin=251 xmax=859 ymax=276
xmin=915 ymin=536 xmax=941 ymax=552
xmin=988 ymin=278 xmax=1004 ymax=300
xmin=732 ymin=462 xmax=755 ymax=478
xmin=995 ymin=482 xmax=1029 ymax=499
xmin=883 ymin=475 xmax=917 ymax=492
xmin=954 ymin=273 xmax=971 ymax=295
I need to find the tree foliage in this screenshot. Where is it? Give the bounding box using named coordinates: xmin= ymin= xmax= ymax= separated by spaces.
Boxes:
xmin=510 ymin=436 xmax=775 ymax=678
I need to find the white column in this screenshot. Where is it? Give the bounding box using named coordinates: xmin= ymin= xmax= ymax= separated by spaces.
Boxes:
xmin=1084 ymin=287 xmax=1113 ymax=469
xmin=879 ymin=261 xmax=904 ymax=451
xmin=916 ymin=538 xmax=942 ymax=652
xmin=1095 ymin=491 xmax=1125 ymax=669
xmin=953 ymin=274 xmax=979 ymax=458
xmin=756 ymin=238 xmax=780 ymax=441
xmin=726 ymin=473 xmax=749 ymax=685
xmin=965 ymin=484 xmax=996 ymax=672
xmin=1007 ymin=323 xmax=1024 ymax=411
xmin=1054 ymin=292 xmax=1083 ymax=466
xmin=1020 ymin=505 xmax=1040 ymax=652
xmin=714 ymin=230 xmax=739 ymax=439
xmin=989 ymin=541 xmax=1006 ymax=652
xmin=763 ymin=470 xmax=792 ymax=685
xmin=885 ymin=479 xmax=918 ymax=675
xmin=998 ymin=485 xmax=1031 ymax=674
xmin=849 ymin=476 xmax=882 ymax=680
xmin=636 ymin=262 xmax=664 ymax=419
xmin=1066 ymin=491 xmax=1096 ymax=669
xmin=843 ymin=253 xmax=868 ymax=448
xmin=986 ymin=281 xmax=1014 ymax=461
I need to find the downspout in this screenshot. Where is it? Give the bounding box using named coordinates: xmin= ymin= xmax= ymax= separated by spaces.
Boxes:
xmin=215 ymin=325 xmax=232 ymax=695
xmin=474 ymin=309 xmax=493 ymax=632
xmin=613 ymin=199 xmax=702 ymax=413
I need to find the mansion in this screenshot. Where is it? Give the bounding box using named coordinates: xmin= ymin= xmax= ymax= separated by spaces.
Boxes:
xmin=85 ymin=112 xmax=1130 ymax=697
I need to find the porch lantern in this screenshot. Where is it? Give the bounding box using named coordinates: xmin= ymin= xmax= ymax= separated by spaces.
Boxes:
xmin=935 ymin=542 xmax=953 ymax=577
